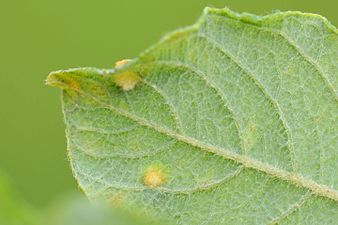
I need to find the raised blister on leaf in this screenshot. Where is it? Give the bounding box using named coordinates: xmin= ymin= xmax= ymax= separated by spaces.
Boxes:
xmin=143 ymin=164 xmax=167 ymax=188
xmin=113 ymin=59 xmax=141 ymax=91
xmin=115 ymin=59 xmax=132 ymax=68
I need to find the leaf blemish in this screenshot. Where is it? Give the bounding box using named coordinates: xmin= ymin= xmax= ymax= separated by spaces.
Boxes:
xmin=67 ymin=78 xmax=80 ymax=90
xmin=109 ymin=191 xmax=125 ymax=207
xmin=114 ymin=59 xmax=141 ymax=91
xmin=143 ymin=165 xmax=166 ymax=188
xmin=115 ymin=59 xmax=131 ymax=68
xmin=46 ymin=71 xmax=80 ymax=90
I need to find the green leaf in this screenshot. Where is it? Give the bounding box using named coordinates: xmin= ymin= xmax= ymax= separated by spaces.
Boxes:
xmin=47 ymin=7 xmax=338 ymax=225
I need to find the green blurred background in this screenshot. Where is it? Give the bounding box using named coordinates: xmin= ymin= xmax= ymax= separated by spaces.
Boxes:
xmin=0 ymin=0 xmax=337 ymax=209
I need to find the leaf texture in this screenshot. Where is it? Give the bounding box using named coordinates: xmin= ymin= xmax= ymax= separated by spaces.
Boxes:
xmin=47 ymin=7 xmax=338 ymax=225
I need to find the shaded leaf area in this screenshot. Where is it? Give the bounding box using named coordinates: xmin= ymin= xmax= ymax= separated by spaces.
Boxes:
xmin=47 ymin=7 xmax=338 ymax=225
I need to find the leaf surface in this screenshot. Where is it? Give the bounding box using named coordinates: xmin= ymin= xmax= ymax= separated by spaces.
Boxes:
xmin=47 ymin=7 xmax=338 ymax=225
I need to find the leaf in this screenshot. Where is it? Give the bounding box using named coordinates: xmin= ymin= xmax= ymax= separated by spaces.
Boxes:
xmin=46 ymin=7 xmax=338 ymax=225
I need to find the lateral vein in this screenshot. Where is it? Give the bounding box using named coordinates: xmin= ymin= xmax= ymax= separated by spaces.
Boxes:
xmin=81 ymin=92 xmax=338 ymax=202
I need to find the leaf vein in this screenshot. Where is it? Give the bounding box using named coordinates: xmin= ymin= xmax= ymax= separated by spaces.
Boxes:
xmin=70 ymin=135 xmax=176 ymax=159
xmin=266 ymin=191 xmax=312 ymax=225
xmin=144 ymin=60 xmax=246 ymax=154
xmin=76 ymin=166 xmax=243 ymax=195
xmin=211 ymin=13 xmax=338 ymax=102
xmin=195 ymin=33 xmax=297 ymax=172
xmin=71 ymin=89 xmax=338 ymax=202
xmin=142 ymin=79 xmax=184 ymax=133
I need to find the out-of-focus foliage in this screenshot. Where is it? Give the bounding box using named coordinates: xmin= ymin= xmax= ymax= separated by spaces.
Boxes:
xmin=0 ymin=172 xmax=163 ymax=225
xmin=0 ymin=173 xmax=41 ymax=225
xmin=47 ymin=195 xmax=164 ymax=225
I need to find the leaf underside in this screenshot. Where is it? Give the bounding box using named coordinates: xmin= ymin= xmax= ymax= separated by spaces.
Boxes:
xmin=47 ymin=7 xmax=338 ymax=225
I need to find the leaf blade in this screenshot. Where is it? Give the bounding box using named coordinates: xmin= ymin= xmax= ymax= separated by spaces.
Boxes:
xmin=47 ymin=7 xmax=338 ymax=225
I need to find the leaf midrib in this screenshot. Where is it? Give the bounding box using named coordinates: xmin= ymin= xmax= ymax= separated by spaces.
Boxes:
xmin=69 ymin=89 xmax=338 ymax=202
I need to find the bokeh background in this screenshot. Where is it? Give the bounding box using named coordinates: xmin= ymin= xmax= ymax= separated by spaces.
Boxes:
xmin=1 ymin=0 xmax=337 ymax=209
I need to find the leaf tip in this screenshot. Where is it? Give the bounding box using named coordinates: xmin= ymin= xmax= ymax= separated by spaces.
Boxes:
xmin=46 ymin=70 xmax=80 ymax=90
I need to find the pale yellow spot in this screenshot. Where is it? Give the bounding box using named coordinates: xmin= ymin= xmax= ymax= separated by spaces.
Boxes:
xmin=143 ymin=166 xmax=166 ymax=188
xmin=114 ymin=71 xmax=141 ymax=91
xmin=108 ymin=192 xmax=125 ymax=207
xmin=113 ymin=59 xmax=140 ymax=91
xmin=115 ymin=59 xmax=131 ymax=68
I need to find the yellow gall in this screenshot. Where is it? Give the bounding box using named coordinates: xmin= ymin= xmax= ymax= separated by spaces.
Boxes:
xmin=113 ymin=71 xmax=141 ymax=91
xmin=113 ymin=59 xmax=140 ymax=91
xmin=143 ymin=166 xmax=166 ymax=188
xmin=115 ymin=59 xmax=131 ymax=68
